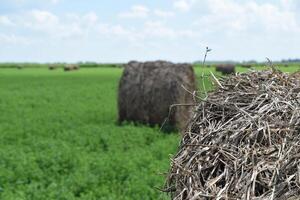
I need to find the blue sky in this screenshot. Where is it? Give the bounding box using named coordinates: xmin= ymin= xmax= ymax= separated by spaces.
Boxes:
xmin=0 ymin=0 xmax=299 ymax=62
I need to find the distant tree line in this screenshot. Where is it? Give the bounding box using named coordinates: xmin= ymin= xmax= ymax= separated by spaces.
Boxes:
xmin=0 ymin=62 xmax=123 ymax=69
xmin=281 ymin=59 xmax=300 ymax=63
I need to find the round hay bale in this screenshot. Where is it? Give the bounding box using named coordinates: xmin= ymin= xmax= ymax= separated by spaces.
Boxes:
xmin=64 ymin=65 xmax=71 ymax=71
xmin=73 ymin=65 xmax=79 ymax=70
xmin=64 ymin=64 xmax=79 ymax=72
xmin=215 ymin=64 xmax=235 ymax=75
xmin=48 ymin=64 xmax=58 ymax=70
xmin=118 ymin=60 xmax=196 ymax=132
xmin=165 ymin=69 xmax=300 ymax=199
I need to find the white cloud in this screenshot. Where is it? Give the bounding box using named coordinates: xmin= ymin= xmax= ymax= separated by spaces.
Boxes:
xmin=0 ymin=16 xmax=15 ymax=26
xmin=119 ymin=6 xmax=174 ymax=19
xmin=30 ymin=10 xmax=59 ymax=24
xmin=119 ymin=5 xmax=150 ymax=19
xmin=173 ymin=0 xmax=192 ymax=12
xmin=185 ymin=0 xmax=300 ymax=62
xmin=139 ymin=21 xmax=198 ymax=39
xmin=21 ymin=10 xmax=102 ymax=39
xmin=98 ymin=24 xmax=131 ymax=37
xmin=280 ymin=0 xmax=300 ymax=10
xmin=154 ymin=9 xmax=175 ymax=18
xmin=9 ymin=0 xmax=61 ymax=5
xmin=2 ymin=10 xmax=99 ymax=41
xmin=193 ymin=0 xmax=300 ymax=34
xmin=83 ymin=12 xmax=98 ymax=25
xmin=24 ymin=10 xmax=60 ymax=33
xmin=0 ymin=33 xmax=30 ymax=45
xmin=97 ymin=19 xmax=198 ymax=42
xmin=1 ymin=0 xmax=299 ymax=62
xmin=256 ymin=3 xmax=299 ymax=32
xmin=50 ymin=0 xmax=60 ymax=4
xmin=143 ymin=21 xmax=177 ymax=38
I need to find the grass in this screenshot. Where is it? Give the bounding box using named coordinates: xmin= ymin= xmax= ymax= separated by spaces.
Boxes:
xmin=0 ymin=68 xmax=179 ymax=200
xmin=0 ymin=65 xmax=298 ymax=200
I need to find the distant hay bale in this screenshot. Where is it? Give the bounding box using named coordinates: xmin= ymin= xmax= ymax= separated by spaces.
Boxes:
xmin=64 ymin=64 xmax=79 ymax=72
xmin=215 ymin=64 xmax=235 ymax=75
xmin=73 ymin=65 xmax=79 ymax=70
xmin=64 ymin=66 xmax=72 ymax=71
xmin=118 ymin=60 xmax=196 ymax=132
xmin=48 ymin=64 xmax=58 ymax=70
xmin=165 ymin=69 xmax=300 ymax=199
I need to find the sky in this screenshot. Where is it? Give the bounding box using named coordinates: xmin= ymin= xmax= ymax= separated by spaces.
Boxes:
xmin=0 ymin=0 xmax=299 ymax=63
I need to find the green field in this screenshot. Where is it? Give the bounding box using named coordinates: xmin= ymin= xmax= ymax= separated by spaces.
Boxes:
xmin=0 ymin=65 xmax=299 ymax=200
xmin=0 ymin=68 xmax=179 ymax=200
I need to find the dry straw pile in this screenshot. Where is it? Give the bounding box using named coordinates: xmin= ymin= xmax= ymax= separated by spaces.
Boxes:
xmin=165 ymin=69 xmax=300 ymax=199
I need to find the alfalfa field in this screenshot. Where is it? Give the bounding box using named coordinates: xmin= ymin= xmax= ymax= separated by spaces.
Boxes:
xmin=0 ymin=65 xmax=298 ymax=200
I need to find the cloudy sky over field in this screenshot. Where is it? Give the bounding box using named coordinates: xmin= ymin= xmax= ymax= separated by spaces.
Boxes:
xmin=0 ymin=0 xmax=299 ymax=62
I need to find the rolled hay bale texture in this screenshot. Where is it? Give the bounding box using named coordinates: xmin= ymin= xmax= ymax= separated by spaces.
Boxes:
xmin=118 ymin=61 xmax=196 ymax=132
xmin=165 ymin=69 xmax=300 ymax=199
xmin=215 ymin=64 xmax=235 ymax=75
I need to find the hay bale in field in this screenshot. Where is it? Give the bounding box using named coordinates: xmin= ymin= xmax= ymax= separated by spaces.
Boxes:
xmin=118 ymin=60 xmax=196 ymax=131
xmin=64 ymin=64 xmax=79 ymax=72
xmin=215 ymin=64 xmax=235 ymax=75
xmin=48 ymin=64 xmax=58 ymax=70
xmin=64 ymin=65 xmax=72 ymax=71
xmin=165 ymin=69 xmax=300 ymax=199
xmin=73 ymin=65 xmax=79 ymax=70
